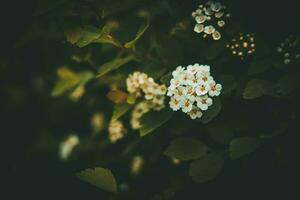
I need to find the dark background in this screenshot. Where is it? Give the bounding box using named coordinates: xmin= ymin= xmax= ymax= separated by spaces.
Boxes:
xmin=1 ymin=0 xmax=299 ymax=199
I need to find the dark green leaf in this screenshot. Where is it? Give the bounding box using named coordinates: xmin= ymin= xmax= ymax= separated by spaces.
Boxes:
xmin=248 ymin=59 xmax=275 ymax=75
xmin=77 ymin=167 xmax=117 ymax=193
xmin=189 ymin=153 xmax=224 ymax=183
xmin=139 ymin=109 xmax=173 ymax=136
xmin=219 ymin=75 xmax=237 ymax=94
xmin=229 ymin=137 xmax=261 ymax=160
xmin=277 ymin=70 xmax=300 ymax=95
xmin=160 ymin=71 xmax=173 ymax=86
xmin=164 ymin=138 xmax=208 ymax=161
xmin=243 ymin=79 xmax=276 ymax=99
xmin=200 ymin=97 xmax=222 ymax=124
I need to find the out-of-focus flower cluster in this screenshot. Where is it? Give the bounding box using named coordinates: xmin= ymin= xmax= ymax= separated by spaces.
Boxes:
xmin=131 ymin=155 xmax=144 ymax=175
xmin=131 ymin=101 xmax=151 ymax=129
xmin=126 ymin=72 xmax=167 ymax=111
xmin=226 ymin=33 xmax=255 ymax=59
xmin=192 ymin=1 xmax=230 ymax=40
xmin=59 ymin=134 xmax=80 ymax=161
xmin=167 ymin=64 xmax=222 ymax=119
xmin=277 ymin=35 xmax=300 ymax=65
xmin=108 ymin=120 xmax=127 ymax=143
xmin=91 ymin=112 xmax=105 ymax=133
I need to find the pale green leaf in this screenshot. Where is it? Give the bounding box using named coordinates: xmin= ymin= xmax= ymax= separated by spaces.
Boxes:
xmin=164 ymin=138 xmax=208 ymax=161
xmin=77 ymin=167 xmax=117 ymax=193
xmin=229 ymin=137 xmax=261 ymax=160
xmin=97 ymin=55 xmax=135 ymax=78
xmin=112 ymin=102 xmax=132 ymax=121
xmin=189 ymin=153 xmax=224 ymax=183
xmin=124 ymin=20 xmax=150 ymax=48
xmin=139 ymin=109 xmax=173 ymax=136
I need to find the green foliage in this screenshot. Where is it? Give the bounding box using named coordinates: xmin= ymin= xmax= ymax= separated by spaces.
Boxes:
xmin=219 ymin=75 xmax=237 ymax=94
xmin=97 ymin=55 xmax=135 ymax=78
xmin=229 ymin=137 xmax=261 ymax=160
xmin=51 ymin=67 xmax=94 ymax=97
xmin=247 ymin=59 xmax=275 ymax=75
xmin=77 ymin=167 xmax=117 ymax=193
xmin=243 ymin=79 xmax=276 ymax=99
xmin=189 ymin=153 xmax=224 ymax=183
xmin=164 ymin=138 xmax=208 ymax=161
xmin=277 ymin=69 xmax=300 ymax=95
xmin=70 ymin=24 xmax=121 ymax=48
xmin=125 ymin=19 xmax=150 ymax=48
xmin=200 ymin=97 xmax=222 ymax=123
xmin=112 ymin=102 xmax=132 ymax=121
xmin=139 ymin=109 xmax=173 ymax=136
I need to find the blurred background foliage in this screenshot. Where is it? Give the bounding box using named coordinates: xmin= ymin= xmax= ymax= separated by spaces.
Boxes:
xmin=1 ymin=0 xmax=299 ymax=199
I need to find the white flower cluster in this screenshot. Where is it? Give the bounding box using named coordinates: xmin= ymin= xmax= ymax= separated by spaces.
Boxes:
xmin=59 ymin=135 xmax=79 ymax=161
xmin=126 ymin=72 xmax=167 ymax=110
xmin=192 ymin=1 xmax=230 ymax=40
xmin=131 ymin=101 xmax=151 ymax=129
xmin=226 ymin=33 xmax=255 ymax=59
xmin=108 ymin=120 xmax=127 ymax=143
xmin=277 ymin=35 xmax=300 ymax=65
xmin=167 ymin=64 xmax=222 ymax=119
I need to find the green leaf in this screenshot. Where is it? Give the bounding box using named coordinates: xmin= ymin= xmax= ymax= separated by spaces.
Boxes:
xmin=97 ymin=55 xmax=135 ymax=78
xmin=205 ymin=40 xmax=226 ymax=60
xmin=243 ymin=79 xmax=276 ymax=99
xmin=200 ymin=97 xmax=222 ymax=124
xmin=124 ymin=19 xmax=150 ymax=48
xmin=51 ymin=67 xmax=94 ymax=97
xmin=219 ymin=75 xmax=237 ymax=94
xmin=126 ymin=93 xmax=137 ymax=104
xmin=164 ymin=138 xmax=208 ymax=161
xmin=229 ymin=137 xmax=261 ymax=160
xmin=112 ymin=102 xmax=132 ymax=121
xmin=139 ymin=109 xmax=173 ymax=136
xmin=277 ymin=70 xmax=300 ymax=95
xmin=248 ymin=59 xmax=275 ymax=75
xmin=77 ymin=167 xmax=117 ymax=193
xmin=189 ymin=153 xmax=224 ymax=183
xmin=76 ymin=24 xmax=121 ymax=48
xmin=160 ymin=71 xmax=173 ymax=85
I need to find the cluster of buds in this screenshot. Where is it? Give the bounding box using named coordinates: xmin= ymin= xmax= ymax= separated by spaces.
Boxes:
xmin=192 ymin=1 xmax=230 ymax=40
xmin=108 ymin=120 xmax=127 ymax=143
xmin=226 ymin=33 xmax=255 ymax=59
xmin=277 ymin=35 xmax=300 ymax=65
xmin=167 ymin=64 xmax=222 ymax=119
xmin=126 ymin=72 xmax=167 ymax=110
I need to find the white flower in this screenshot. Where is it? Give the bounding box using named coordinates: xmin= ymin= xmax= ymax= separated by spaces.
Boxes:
xmin=196 ymin=95 xmax=213 ymax=111
xmin=195 ymin=15 xmax=206 ymax=24
xmin=204 ymin=25 xmax=215 ymax=34
xmin=194 ymin=24 xmax=204 ymax=33
xmin=181 ymin=99 xmax=193 ymax=113
xmin=208 ymin=81 xmax=222 ymax=96
xmin=195 ymin=82 xmax=210 ymax=95
xmin=187 ymin=106 xmax=203 ymax=119
xmin=212 ymin=31 xmax=221 ymax=40
xmin=169 ymin=97 xmax=181 ymax=111
xmin=172 ymin=66 xmax=184 ymax=78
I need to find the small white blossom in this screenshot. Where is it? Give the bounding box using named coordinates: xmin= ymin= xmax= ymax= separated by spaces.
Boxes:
xmin=187 ymin=106 xmax=203 ymax=119
xmin=169 ymin=96 xmax=181 ymax=111
xmin=208 ymin=81 xmax=222 ymax=96
xmin=196 ymin=95 xmax=213 ymax=111
xmin=181 ymin=99 xmax=193 ymax=113
xmin=59 ymin=135 xmax=79 ymax=161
